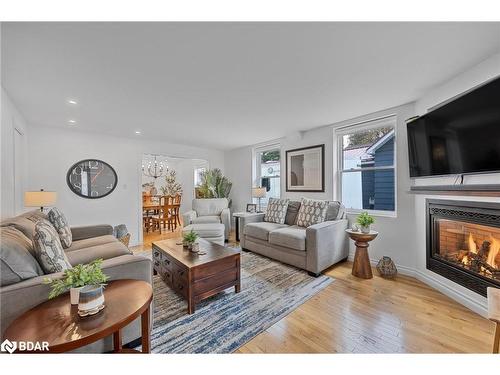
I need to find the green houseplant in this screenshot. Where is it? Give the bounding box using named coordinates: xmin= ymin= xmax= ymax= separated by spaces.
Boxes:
xmin=183 ymin=230 xmax=199 ymax=250
xmin=356 ymin=212 xmax=375 ymax=234
xmin=43 ymin=259 xmax=109 ymax=304
xmin=196 ymin=168 xmax=232 ymax=201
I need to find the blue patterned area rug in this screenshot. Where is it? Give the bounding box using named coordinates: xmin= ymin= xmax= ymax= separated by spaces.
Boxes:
xmin=149 ymin=249 xmax=333 ymax=353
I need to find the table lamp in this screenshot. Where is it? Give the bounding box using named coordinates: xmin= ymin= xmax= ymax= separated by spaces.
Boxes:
xmin=252 ymin=187 xmax=266 ymax=213
xmin=24 ymin=189 xmax=57 ymax=212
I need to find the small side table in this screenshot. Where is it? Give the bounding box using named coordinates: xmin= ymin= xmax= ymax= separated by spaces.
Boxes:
xmin=233 ymin=212 xmax=263 ymax=242
xmin=3 ymin=279 xmax=153 ymax=353
xmin=346 ymin=229 xmax=378 ymax=279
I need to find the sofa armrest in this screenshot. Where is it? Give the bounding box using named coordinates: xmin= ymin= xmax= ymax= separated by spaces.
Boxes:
xmin=71 ymin=224 xmax=114 ymax=241
xmin=221 ymin=208 xmax=231 ymax=240
xmin=239 ymin=213 xmax=265 ymax=247
xmin=0 ymin=254 xmax=152 ymax=337
xmin=182 ymin=210 xmax=197 ymax=227
xmin=305 ymin=219 xmax=348 ymax=274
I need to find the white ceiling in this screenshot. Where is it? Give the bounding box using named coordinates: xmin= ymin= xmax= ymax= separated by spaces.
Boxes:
xmin=2 ymin=22 xmax=500 ymax=150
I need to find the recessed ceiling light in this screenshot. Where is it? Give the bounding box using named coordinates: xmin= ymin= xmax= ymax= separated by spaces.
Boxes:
xmin=135 ymin=131 xmax=141 ymax=135
xmin=67 ymin=99 xmax=78 ymax=105
xmin=68 ymin=120 xmax=76 ymax=124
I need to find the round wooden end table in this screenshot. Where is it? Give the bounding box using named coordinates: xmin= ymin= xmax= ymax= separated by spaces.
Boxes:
xmin=346 ymin=229 xmax=378 ymax=279
xmin=3 ymin=279 xmax=153 ymax=353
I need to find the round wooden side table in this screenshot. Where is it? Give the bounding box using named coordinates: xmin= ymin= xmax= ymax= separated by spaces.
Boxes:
xmin=3 ymin=279 xmax=153 ymax=353
xmin=346 ymin=229 xmax=378 ymax=279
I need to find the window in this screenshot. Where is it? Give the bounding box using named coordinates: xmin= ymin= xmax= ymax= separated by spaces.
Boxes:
xmin=336 ymin=116 xmax=396 ymax=215
xmin=253 ymin=145 xmax=281 ymax=208
xmin=194 ymin=166 xmax=206 ymax=187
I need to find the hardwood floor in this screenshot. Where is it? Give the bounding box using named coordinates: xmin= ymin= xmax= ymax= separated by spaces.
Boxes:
xmin=131 ymin=230 xmax=496 ymax=353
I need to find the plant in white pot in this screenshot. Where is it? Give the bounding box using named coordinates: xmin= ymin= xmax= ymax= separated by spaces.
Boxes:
xmin=43 ymin=259 xmax=109 ymax=304
xmin=356 ymin=212 xmax=375 ymax=234
xmin=182 ymin=230 xmax=199 ymax=252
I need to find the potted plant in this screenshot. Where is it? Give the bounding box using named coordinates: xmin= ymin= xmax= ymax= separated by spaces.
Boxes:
xmin=183 ymin=230 xmax=199 ymax=251
xmin=356 ymin=212 xmax=375 ymax=234
xmin=43 ymin=259 xmax=109 ymax=304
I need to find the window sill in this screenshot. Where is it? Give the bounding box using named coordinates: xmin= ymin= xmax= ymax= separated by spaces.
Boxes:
xmin=345 ymin=209 xmax=397 ymax=218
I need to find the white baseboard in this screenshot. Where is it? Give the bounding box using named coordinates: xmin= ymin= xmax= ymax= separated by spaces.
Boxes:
xmin=347 ymin=252 xmax=488 ymax=318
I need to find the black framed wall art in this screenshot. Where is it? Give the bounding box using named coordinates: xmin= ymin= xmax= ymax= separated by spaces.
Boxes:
xmin=286 ymin=144 xmax=325 ymax=192
xmin=67 ymin=159 xmax=118 ymax=199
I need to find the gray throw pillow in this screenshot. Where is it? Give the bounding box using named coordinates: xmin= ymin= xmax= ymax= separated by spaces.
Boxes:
xmin=264 ymin=198 xmax=290 ymax=224
xmin=325 ymin=201 xmax=342 ymax=221
xmin=285 ymin=200 xmax=302 ymax=225
xmin=0 ymin=226 xmax=44 ymax=286
xmin=296 ymin=198 xmax=328 ymax=228
xmin=33 ymin=220 xmax=72 ymax=274
xmin=48 ymin=207 xmax=72 ymax=248
xmin=0 ymin=210 xmax=47 ymax=240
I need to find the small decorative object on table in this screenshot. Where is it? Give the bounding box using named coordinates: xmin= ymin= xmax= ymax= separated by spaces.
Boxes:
xmin=376 ymin=256 xmax=398 ymax=278
xmin=44 ymin=259 xmax=109 ymax=305
xmin=246 ymin=203 xmax=257 ymax=213
xmin=78 ymin=285 xmax=106 ymax=317
xmin=356 ymin=212 xmax=375 ymax=234
xmin=183 ymin=230 xmax=199 ymax=251
xmin=351 ymin=224 xmax=359 ymax=232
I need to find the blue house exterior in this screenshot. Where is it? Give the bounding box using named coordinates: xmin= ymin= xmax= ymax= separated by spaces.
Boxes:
xmin=361 ymin=131 xmax=395 ymax=211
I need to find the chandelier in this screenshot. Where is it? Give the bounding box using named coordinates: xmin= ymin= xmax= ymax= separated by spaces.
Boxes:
xmin=142 ymin=155 xmax=166 ymax=179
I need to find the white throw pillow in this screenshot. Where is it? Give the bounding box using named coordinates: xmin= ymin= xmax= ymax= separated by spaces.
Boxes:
xmin=296 ymin=198 xmax=328 ymax=227
xmin=264 ymin=198 xmax=290 ymax=224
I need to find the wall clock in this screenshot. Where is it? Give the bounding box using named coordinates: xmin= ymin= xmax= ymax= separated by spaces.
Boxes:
xmin=67 ymin=159 xmax=118 ymax=199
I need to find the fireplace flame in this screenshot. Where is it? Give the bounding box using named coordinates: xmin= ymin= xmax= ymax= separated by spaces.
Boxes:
xmin=468 ymin=233 xmax=477 ymax=254
xmin=461 ymin=232 xmax=499 ymax=270
xmin=487 ymin=235 xmax=499 ymax=269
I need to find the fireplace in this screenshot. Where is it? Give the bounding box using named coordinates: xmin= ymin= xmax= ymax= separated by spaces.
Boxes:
xmin=426 ymin=199 xmax=500 ymax=296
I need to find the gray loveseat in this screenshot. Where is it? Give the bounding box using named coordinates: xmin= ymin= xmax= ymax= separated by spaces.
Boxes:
xmin=182 ymin=198 xmax=231 ymax=241
xmin=0 ymin=210 xmax=152 ymax=353
xmin=240 ymin=200 xmax=348 ymax=276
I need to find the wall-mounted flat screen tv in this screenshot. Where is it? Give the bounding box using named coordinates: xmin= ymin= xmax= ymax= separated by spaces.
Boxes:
xmin=407 ymin=76 xmax=500 ymax=178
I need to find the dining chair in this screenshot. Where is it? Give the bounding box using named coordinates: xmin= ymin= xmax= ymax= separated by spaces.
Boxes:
xmin=488 ymin=287 xmax=500 ymax=353
xmin=152 ymin=195 xmax=176 ymax=232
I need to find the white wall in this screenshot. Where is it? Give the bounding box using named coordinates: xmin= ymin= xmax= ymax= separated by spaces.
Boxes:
xmin=225 ymin=103 xmax=418 ymax=270
xmin=411 ymin=52 xmax=500 ymax=316
xmin=26 ymin=125 xmax=224 ymax=246
xmin=1 ymin=87 xmax=29 ymax=219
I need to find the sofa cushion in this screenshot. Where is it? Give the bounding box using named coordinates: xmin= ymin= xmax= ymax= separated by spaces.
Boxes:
xmin=183 ymin=223 xmax=225 ymax=238
xmin=285 ymin=200 xmax=301 ymax=225
xmin=243 ymin=222 xmax=288 ymax=241
xmin=268 ymin=225 xmax=307 ymax=251
xmin=264 ymin=198 xmax=290 ymax=224
xmin=47 ymin=207 xmax=72 ymax=248
xmin=325 ymin=201 xmax=345 ymax=221
xmin=66 ymin=235 xmax=117 ymax=253
xmin=32 ymin=220 xmax=72 ymax=274
xmin=296 ymin=198 xmax=328 ymax=228
xmin=0 ymin=210 xmax=47 ymax=240
xmin=66 ymin=241 xmax=131 ymax=266
xmin=192 ymin=215 xmax=221 ymax=224
xmin=192 ymin=198 xmax=228 ymax=216
xmin=0 ymin=226 xmax=44 ymax=286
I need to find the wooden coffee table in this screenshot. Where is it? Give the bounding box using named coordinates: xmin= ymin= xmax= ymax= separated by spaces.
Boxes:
xmin=3 ymin=279 xmax=153 ymax=353
xmin=152 ymin=238 xmax=241 ymax=314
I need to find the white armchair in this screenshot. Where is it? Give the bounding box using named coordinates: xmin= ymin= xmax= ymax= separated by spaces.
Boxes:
xmin=182 ymin=198 xmax=231 ymax=240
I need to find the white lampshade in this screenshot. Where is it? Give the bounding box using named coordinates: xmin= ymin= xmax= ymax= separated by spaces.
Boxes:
xmin=252 ymin=187 xmax=266 ymax=198
xmin=487 ymin=287 xmax=500 ymax=322
xmin=24 ymin=190 xmax=57 ymax=208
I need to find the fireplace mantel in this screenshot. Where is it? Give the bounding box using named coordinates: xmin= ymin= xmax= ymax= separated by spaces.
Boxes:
xmin=409 ymin=184 xmax=500 ymax=197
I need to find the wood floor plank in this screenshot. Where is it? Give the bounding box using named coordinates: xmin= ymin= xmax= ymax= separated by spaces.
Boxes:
xmin=131 ymin=229 xmax=496 ymax=353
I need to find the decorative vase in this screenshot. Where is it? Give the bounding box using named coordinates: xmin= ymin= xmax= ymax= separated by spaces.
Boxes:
xmin=187 ymin=242 xmax=193 ymax=250
xmin=70 ymin=286 xmax=84 ymax=305
xmin=190 ymin=242 xmax=200 ymax=253
xmin=376 ymin=256 xmax=397 ymax=278
xmin=360 ymin=225 xmax=371 ymax=234
xmin=78 ymin=285 xmax=105 ymax=317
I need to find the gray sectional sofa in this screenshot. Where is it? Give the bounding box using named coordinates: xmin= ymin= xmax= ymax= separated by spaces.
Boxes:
xmin=0 ymin=210 xmax=152 ymax=353
xmin=240 ymin=200 xmax=348 ymax=275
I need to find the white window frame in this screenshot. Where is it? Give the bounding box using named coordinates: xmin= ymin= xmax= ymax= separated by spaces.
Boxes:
xmin=334 ymin=115 xmax=397 ymax=218
xmin=252 ymin=142 xmax=282 ymax=209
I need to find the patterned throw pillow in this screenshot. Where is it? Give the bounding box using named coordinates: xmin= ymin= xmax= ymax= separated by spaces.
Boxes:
xmin=264 ymin=198 xmax=290 ymax=224
xmin=48 ymin=207 xmax=72 ymax=248
xmin=33 ymin=220 xmax=72 ymax=274
xmin=296 ymin=198 xmax=328 ymax=228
